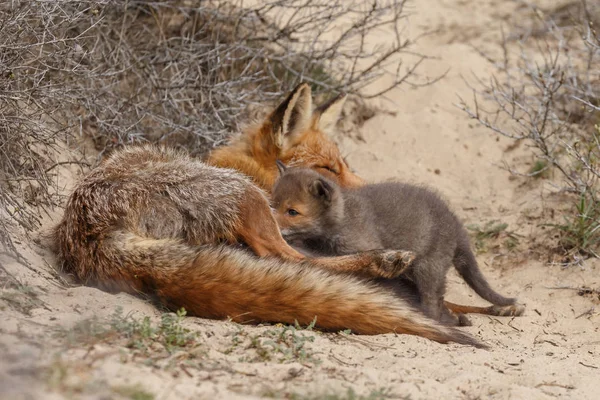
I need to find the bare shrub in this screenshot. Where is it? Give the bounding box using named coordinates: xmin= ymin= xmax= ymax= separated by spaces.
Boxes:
xmin=458 ymin=0 xmax=600 ymax=258
xmin=1 ymin=0 xmax=428 ymax=257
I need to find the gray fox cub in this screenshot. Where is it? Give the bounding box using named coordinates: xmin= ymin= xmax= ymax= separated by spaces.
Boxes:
xmin=271 ymin=162 xmax=524 ymax=326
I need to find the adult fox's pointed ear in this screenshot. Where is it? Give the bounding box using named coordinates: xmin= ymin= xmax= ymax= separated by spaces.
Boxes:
xmin=312 ymin=92 xmax=347 ymax=135
xmin=270 ymin=83 xmax=313 ymax=149
xmin=275 ymin=159 xmax=287 ymax=176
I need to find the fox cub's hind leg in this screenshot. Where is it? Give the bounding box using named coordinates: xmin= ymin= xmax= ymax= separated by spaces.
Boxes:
xmin=235 ymin=185 xmax=414 ymax=279
xmin=438 ymin=302 xmax=526 ymax=327
xmin=438 ymin=305 xmax=472 ymax=327
xmin=409 ymin=256 xmax=463 ymax=325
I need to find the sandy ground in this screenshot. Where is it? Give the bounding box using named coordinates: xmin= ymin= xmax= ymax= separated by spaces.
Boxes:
xmin=1 ymin=0 xmax=599 ymax=399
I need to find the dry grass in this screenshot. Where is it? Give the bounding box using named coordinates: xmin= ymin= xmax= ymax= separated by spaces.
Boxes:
xmin=0 ymin=0 xmax=428 ymax=258
xmin=458 ymin=0 xmax=600 ymax=259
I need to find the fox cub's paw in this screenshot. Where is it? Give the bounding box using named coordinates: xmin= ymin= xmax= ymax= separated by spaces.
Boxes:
xmin=368 ymin=250 xmax=415 ymax=279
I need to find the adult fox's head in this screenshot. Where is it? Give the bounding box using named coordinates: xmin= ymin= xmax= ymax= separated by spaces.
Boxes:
xmin=207 ymin=83 xmax=365 ymax=191
xmin=266 ymin=83 xmax=364 ymax=188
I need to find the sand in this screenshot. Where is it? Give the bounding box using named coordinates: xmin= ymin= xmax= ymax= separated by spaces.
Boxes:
xmin=1 ymin=0 xmax=598 ymax=399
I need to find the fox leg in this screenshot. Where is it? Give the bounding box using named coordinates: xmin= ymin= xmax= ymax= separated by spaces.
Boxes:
xmin=235 ymin=186 xmax=306 ymax=260
xmin=436 ymin=302 xmax=472 ymax=327
xmin=444 ymin=301 xmax=525 ymax=317
xmin=308 ymin=251 xmax=414 ymax=279
xmin=235 ymin=187 xmax=414 ymax=279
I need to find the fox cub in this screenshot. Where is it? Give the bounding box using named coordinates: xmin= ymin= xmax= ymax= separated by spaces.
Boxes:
xmin=271 ymin=163 xmax=524 ymax=326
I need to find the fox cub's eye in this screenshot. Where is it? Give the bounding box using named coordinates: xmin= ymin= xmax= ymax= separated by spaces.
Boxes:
xmin=287 ymin=209 xmax=300 ymax=216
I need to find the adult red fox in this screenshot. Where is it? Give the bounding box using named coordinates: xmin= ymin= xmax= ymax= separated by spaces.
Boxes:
xmin=51 ymin=145 xmax=483 ymax=348
xmin=207 ymin=83 xmax=364 ymax=191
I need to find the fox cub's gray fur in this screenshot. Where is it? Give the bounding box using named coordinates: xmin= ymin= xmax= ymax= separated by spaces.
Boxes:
xmin=272 ymin=162 xmax=520 ymax=326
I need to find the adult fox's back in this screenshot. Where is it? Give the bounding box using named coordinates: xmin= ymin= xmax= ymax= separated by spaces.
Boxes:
xmin=207 ymin=83 xmax=364 ymax=191
xmin=51 ymin=145 xmax=483 ymax=347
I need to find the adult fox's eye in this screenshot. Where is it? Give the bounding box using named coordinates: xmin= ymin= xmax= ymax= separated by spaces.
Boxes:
xmin=319 ymin=166 xmax=339 ymax=175
xmin=287 ymin=209 xmax=300 ymax=216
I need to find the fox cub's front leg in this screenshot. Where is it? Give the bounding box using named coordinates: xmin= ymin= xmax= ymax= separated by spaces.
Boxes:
xmin=234 ymin=186 xmax=415 ymax=278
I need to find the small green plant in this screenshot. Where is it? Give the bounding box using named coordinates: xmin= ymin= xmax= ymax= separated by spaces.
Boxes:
xmin=223 ymin=324 xmax=247 ymax=355
xmin=277 ymin=387 xmax=398 ymax=400
xmin=159 ymin=308 xmax=196 ymax=349
xmin=250 ymin=325 xmax=318 ymax=364
xmin=553 ymin=193 xmax=600 ymax=257
xmin=112 ymin=384 xmax=155 ymax=400
xmin=228 ymin=318 xmax=320 ymax=364
xmin=529 ymin=159 xmax=550 ymax=178
xmin=467 ymin=220 xmax=519 ymax=253
xmin=58 ymin=307 xmax=201 ymax=356
xmin=109 ymin=307 xmax=199 ymax=354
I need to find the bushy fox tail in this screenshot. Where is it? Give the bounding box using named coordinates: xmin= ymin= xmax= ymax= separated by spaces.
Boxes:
xmin=79 ymin=230 xmax=486 ymax=348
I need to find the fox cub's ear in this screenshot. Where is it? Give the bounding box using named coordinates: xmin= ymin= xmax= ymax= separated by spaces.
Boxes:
xmin=270 ymin=83 xmax=313 ymax=149
xmin=312 ymin=93 xmax=347 ymax=135
xmin=309 ymin=178 xmax=333 ymax=204
xmin=275 ymin=160 xmax=287 ymax=176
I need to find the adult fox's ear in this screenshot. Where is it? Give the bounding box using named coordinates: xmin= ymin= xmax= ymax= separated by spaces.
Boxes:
xmin=270 ymin=83 xmax=313 ymax=149
xmin=275 ymin=159 xmax=287 ymax=176
xmin=312 ymin=93 xmax=347 ymax=135
xmin=309 ymin=178 xmax=333 ymax=204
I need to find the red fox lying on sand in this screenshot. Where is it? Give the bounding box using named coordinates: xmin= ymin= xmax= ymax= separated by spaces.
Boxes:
xmin=51 ymin=145 xmax=483 ymax=347
xmin=271 ymin=164 xmax=525 ymax=326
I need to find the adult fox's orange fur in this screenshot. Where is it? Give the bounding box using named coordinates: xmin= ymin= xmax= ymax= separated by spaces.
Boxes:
xmin=207 ymin=83 xmax=364 ymax=191
xmin=51 ymin=145 xmax=484 ymax=348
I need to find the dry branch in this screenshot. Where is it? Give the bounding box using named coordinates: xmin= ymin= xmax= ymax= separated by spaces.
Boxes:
xmin=457 ymin=0 xmax=600 ymax=256
xmin=0 ymin=0 xmax=427 ymax=257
